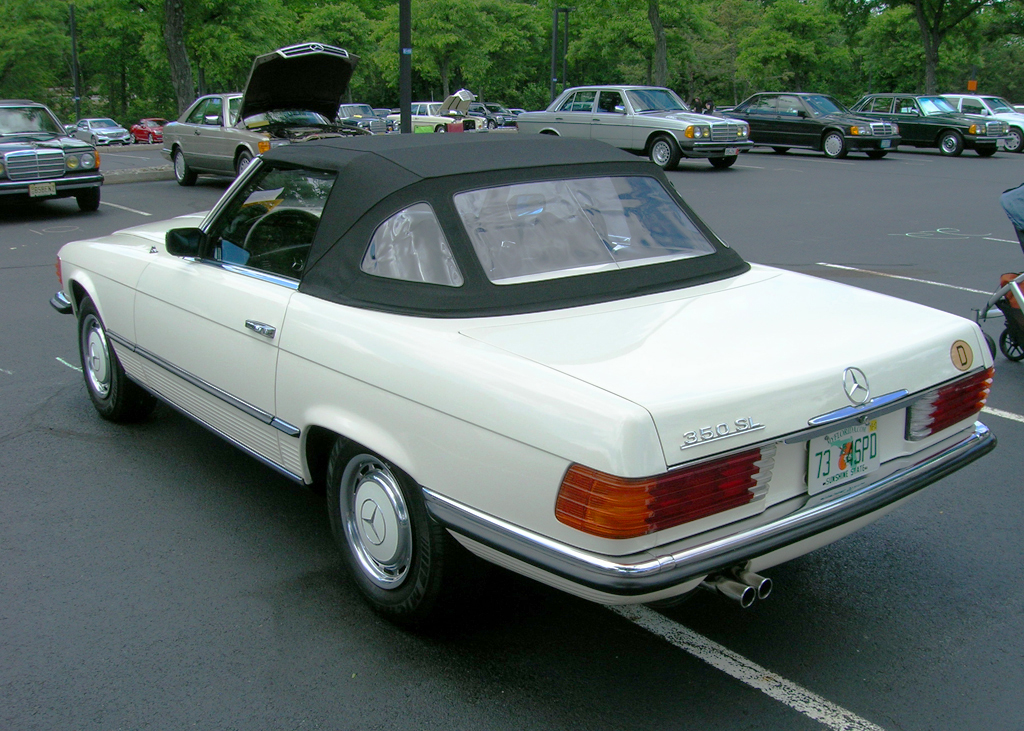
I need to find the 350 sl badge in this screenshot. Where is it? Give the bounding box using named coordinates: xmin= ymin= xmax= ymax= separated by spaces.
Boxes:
xmin=680 ymin=417 xmax=765 ymax=450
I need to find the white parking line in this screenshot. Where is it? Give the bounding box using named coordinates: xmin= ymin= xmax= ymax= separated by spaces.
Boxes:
xmin=56 ymin=357 xmax=82 ymax=372
xmin=99 ymin=201 xmax=152 ymax=216
xmin=984 ymin=237 xmax=1019 ymax=244
xmin=982 ymin=406 xmax=1024 ymax=424
xmin=816 ymin=262 xmax=988 ymax=295
xmin=610 ymin=605 xmax=885 ymax=730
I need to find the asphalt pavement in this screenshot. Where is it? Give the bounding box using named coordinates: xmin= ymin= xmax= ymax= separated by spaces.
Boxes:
xmin=1 ymin=143 xmax=1022 ymax=731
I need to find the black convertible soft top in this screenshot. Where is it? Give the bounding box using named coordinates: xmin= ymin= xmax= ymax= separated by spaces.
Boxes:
xmin=264 ymin=134 xmax=749 ymax=317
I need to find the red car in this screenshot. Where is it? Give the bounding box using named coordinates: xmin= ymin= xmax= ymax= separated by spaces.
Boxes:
xmin=129 ymin=118 xmax=168 ymax=144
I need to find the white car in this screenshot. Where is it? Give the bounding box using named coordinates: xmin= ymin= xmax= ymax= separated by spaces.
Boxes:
xmin=516 ymin=85 xmax=753 ymax=169
xmin=386 ymin=90 xmax=480 ymax=133
xmin=73 ymin=117 xmax=132 ymax=146
xmin=50 ymin=134 xmax=995 ymax=625
xmin=943 ymin=93 xmax=1024 ymax=153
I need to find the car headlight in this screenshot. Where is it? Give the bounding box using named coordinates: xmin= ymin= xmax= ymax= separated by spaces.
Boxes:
xmin=80 ymin=153 xmax=95 ymax=169
xmin=738 ymin=125 xmax=748 ymax=137
xmin=0 ymin=161 xmax=5 ymax=177
xmin=66 ymin=155 xmax=79 ymax=169
xmin=685 ymin=125 xmax=710 ymax=138
xmin=891 ymin=123 xmax=899 ymax=134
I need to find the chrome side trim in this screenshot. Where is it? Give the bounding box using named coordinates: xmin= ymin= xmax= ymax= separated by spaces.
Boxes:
xmin=424 ymin=422 xmax=994 ymax=596
xmin=106 ymin=330 xmax=300 ymax=437
xmin=805 ymin=389 xmax=910 ymax=428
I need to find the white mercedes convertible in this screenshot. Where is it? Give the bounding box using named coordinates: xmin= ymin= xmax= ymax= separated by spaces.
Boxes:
xmin=51 ymin=134 xmax=995 ymax=624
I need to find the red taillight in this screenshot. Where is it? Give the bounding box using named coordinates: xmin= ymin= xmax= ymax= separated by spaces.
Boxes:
xmin=555 ymin=446 xmax=775 ymax=539
xmin=55 ymin=256 xmax=62 ymax=286
xmin=906 ymin=367 xmax=993 ymax=441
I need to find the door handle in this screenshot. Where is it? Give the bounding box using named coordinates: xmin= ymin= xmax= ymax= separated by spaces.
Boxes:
xmin=245 ymin=320 xmax=276 ymax=339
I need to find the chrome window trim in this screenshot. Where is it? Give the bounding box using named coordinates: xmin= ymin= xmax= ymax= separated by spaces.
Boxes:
xmin=208 ymin=260 xmax=300 ymax=289
xmin=107 ymin=330 xmax=300 ymax=437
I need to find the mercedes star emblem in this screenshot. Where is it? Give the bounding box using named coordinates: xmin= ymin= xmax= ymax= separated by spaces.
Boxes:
xmin=359 ymin=499 xmax=386 ymax=546
xmin=843 ymin=367 xmax=871 ymax=406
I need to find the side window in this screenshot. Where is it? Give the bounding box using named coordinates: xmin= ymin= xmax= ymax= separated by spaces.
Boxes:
xmin=596 ymin=91 xmax=625 ymax=113
xmin=751 ymin=96 xmax=776 ymax=114
xmin=204 ymin=97 xmax=224 ymax=126
xmin=185 ymin=99 xmax=209 ymax=125
xmin=895 ymin=97 xmax=918 ymax=115
xmin=557 ymin=93 xmax=578 ymax=112
xmin=777 ymin=96 xmax=801 ymax=116
xmin=228 ymin=97 xmax=241 ymax=126
xmin=361 ymin=203 xmax=464 ymax=287
xmin=961 ymin=99 xmax=985 ymax=115
xmin=206 ymin=165 xmax=336 ymax=280
xmin=868 ymin=98 xmax=892 ymax=113
xmin=571 ymin=91 xmax=596 ymax=112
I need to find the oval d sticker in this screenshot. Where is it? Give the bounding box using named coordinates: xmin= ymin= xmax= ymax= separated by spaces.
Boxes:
xmin=951 ymin=340 xmax=973 ymax=371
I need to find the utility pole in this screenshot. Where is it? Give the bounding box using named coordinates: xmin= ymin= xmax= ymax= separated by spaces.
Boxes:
xmin=549 ymin=8 xmax=572 ymax=104
xmin=400 ymin=0 xmax=412 ymax=133
xmin=70 ymin=4 xmax=81 ymax=121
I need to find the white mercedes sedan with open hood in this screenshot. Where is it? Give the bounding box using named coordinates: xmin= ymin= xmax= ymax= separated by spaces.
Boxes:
xmin=51 ymin=134 xmax=995 ymax=625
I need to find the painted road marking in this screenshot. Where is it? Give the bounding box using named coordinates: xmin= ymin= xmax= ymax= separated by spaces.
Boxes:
xmin=56 ymin=357 xmax=82 ymax=372
xmin=610 ymin=605 xmax=885 ymax=731
xmin=816 ymin=262 xmax=989 ymax=295
xmin=100 ymin=201 xmax=151 ymax=216
xmin=984 ymin=237 xmax=1019 ymax=244
xmin=983 ymin=406 xmax=1024 ymax=424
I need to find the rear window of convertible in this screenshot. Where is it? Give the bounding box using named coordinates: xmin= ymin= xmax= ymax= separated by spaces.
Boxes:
xmin=453 ymin=176 xmax=716 ymax=284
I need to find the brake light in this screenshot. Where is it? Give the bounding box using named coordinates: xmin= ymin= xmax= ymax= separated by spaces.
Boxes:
xmin=55 ymin=256 xmax=62 ymax=285
xmin=555 ymin=445 xmax=776 ymax=539
xmin=906 ymin=367 xmax=993 ymax=441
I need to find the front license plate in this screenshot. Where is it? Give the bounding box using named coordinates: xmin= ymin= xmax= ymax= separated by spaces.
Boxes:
xmin=807 ymin=420 xmax=880 ymax=495
xmin=881 ymin=139 xmax=891 ymax=148
xmin=725 ymin=147 xmax=739 ymax=156
xmin=998 ymin=139 xmax=1006 ymax=148
xmin=29 ymin=182 xmax=56 ymax=198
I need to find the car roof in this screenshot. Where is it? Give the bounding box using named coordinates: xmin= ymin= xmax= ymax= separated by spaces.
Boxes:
xmin=264 ymin=134 xmax=748 ymax=317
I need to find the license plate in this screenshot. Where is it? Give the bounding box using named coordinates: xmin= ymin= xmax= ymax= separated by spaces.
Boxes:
xmin=725 ymin=147 xmax=739 ymax=156
xmin=881 ymin=139 xmax=891 ymax=148
xmin=998 ymin=139 xmax=1006 ymax=148
xmin=807 ymin=420 xmax=880 ymax=494
xmin=29 ymin=182 xmax=56 ymax=198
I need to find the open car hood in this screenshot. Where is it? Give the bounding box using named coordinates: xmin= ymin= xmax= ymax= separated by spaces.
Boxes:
xmin=239 ymin=42 xmax=358 ymax=121
xmin=440 ymin=89 xmax=476 ymax=115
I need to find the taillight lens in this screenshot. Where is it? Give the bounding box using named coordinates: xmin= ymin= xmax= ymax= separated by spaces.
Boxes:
xmin=55 ymin=256 xmax=62 ymax=285
xmin=555 ymin=445 xmax=775 ymax=539
xmin=906 ymin=367 xmax=993 ymax=441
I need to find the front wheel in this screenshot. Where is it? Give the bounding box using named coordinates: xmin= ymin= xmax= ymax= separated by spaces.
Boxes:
xmin=78 ymin=297 xmax=156 ymax=421
xmin=1006 ymin=127 xmax=1023 ymax=153
xmin=708 ymin=155 xmax=737 ymax=169
xmin=939 ymin=130 xmax=964 ymax=156
xmin=76 ymin=187 xmax=100 ymax=212
xmin=326 ymin=443 xmax=463 ymax=625
xmin=648 ymin=134 xmax=681 ymax=170
xmin=1000 ymin=329 xmax=1024 ymax=361
xmin=172 ymin=147 xmax=197 ymax=186
xmin=822 ymin=131 xmax=847 ymax=159
xmin=434 ymin=124 xmax=447 ymax=133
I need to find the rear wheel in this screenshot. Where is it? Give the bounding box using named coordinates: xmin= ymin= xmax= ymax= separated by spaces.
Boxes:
xmin=939 ymin=130 xmax=963 ymax=156
xmin=235 ymin=149 xmax=253 ymax=177
xmin=708 ymin=155 xmax=737 ymax=169
xmin=648 ymin=134 xmax=681 ymax=170
xmin=172 ymin=147 xmax=197 ymax=186
xmin=326 ymin=442 xmax=464 ymax=625
xmin=1000 ymin=329 xmax=1024 ymax=361
xmin=76 ymin=187 xmax=100 ymax=212
xmin=434 ymin=124 xmax=447 ymax=133
xmin=822 ymin=131 xmax=847 ymax=159
xmin=78 ymin=297 xmax=156 ymax=421
xmin=486 ymin=119 xmax=497 ymax=129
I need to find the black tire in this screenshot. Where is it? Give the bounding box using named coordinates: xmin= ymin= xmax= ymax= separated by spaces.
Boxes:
xmin=708 ymin=155 xmax=737 ymax=169
xmin=235 ymin=149 xmax=253 ymax=177
xmin=434 ymin=125 xmax=447 ymax=133
xmin=76 ymin=187 xmax=101 ymax=212
xmin=938 ymin=130 xmax=963 ymax=156
xmin=326 ymin=441 xmax=463 ymax=625
xmin=78 ymin=297 xmax=156 ymax=421
xmin=822 ymin=130 xmax=847 ymax=159
xmin=148 ymin=132 xmax=155 ymax=144
xmin=866 ymin=150 xmax=888 ymax=159
xmin=648 ymin=134 xmax=681 ymax=170
xmin=999 ymin=329 xmax=1024 ymax=361
xmin=976 ymin=146 xmax=997 ymax=158
xmin=486 ymin=119 xmax=497 ymax=129
xmin=985 ymin=332 xmax=998 ymax=359
xmin=172 ymin=147 xmax=197 ymax=186
xmin=771 ymin=147 xmax=789 ymax=154
xmin=1006 ymin=127 xmax=1023 ymax=154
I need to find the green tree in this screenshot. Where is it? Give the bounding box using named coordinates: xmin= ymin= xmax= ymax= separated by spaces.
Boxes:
xmin=0 ymin=0 xmax=71 ymax=107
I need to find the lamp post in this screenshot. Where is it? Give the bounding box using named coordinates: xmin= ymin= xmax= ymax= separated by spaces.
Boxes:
xmin=549 ymin=7 xmax=572 ymax=103
xmin=70 ymin=4 xmax=81 ymax=121
xmin=400 ymin=0 xmax=412 ymax=133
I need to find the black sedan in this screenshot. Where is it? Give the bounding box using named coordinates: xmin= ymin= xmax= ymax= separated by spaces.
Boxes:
xmin=850 ymin=93 xmax=1010 ymax=157
xmin=727 ymin=92 xmax=901 ymax=159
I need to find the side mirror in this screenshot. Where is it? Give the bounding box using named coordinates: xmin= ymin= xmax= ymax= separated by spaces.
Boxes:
xmin=204 ymin=114 xmax=221 ymax=126
xmin=165 ymin=227 xmax=204 ymax=257
xmin=613 ymin=105 xmax=626 ymax=114
xmin=797 ymin=109 xmax=808 ymax=118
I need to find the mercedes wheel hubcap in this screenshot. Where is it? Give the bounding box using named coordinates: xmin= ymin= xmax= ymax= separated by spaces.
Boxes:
xmin=341 ymin=456 xmax=412 ymax=588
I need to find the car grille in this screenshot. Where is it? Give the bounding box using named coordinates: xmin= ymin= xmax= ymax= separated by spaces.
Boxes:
xmin=4 ymin=149 xmax=64 ymax=181
xmin=987 ymin=121 xmax=1005 ymax=136
xmin=870 ymin=122 xmax=896 ymax=136
xmin=366 ymin=118 xmax=386 ymax=134
xmin=710 ymin=123 xmax=742 ymax=142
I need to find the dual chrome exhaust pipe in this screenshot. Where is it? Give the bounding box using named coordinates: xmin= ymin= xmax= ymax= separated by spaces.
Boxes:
xmin=700 ymin=567 xmax=772 ymax=609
